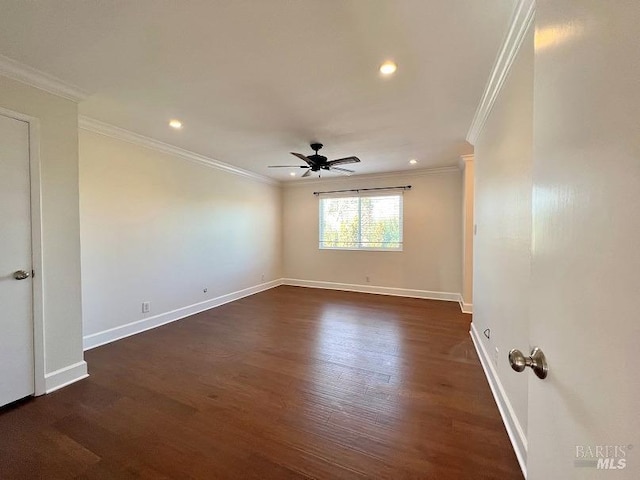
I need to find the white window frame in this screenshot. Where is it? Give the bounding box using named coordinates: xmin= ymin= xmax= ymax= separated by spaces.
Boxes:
xmin=318 ymin=191 xmax=404 ymax=252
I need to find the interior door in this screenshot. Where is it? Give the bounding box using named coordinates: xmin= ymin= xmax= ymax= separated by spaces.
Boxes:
xmin=0 ymin=113 xmax=34 ymax=407
xmin=525 ymin=1 xmax=639 ymax=478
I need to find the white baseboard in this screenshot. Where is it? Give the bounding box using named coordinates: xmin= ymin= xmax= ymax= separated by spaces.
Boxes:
xmin=44 ymin=361 xmax=89 ymax=393
xmin=470 ymin=322 xmax=527 ymax=478
xmin=84 ymin=278 xmax=465 ymax=352
xmin=281 ymin=278 xmax=460 ymax=303
xmin=458 ymin=295 xmax=473 ymax=314
xmin=83 ymin=279 xmax=282 ymax=350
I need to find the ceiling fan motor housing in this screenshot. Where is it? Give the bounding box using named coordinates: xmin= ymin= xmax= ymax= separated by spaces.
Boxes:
xmin=308 ymin=144 xmax=327 ymax=165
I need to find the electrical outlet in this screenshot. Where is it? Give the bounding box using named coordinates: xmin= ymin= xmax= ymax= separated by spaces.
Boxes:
xmin=142 ymin=301 xmax=150 ymax=313
xmin=203 ymin=287 xmax=208 ymax=293
xmin=366 ymin=276 xmax=371 ymax=283
xmin=261 ymin=274 xmax=265 ymax=281
xmin=493 ymin=347 xmax=500 ymax=367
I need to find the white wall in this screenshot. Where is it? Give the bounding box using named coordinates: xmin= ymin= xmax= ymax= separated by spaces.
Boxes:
xmin=0 ymin=75 xmax=85 ymax=387
xmin=282 ymin=170 xmax=462 ymax=298
xmin=472 ymin=25 xmax=533 ymax=457
xmin=79 ymin=130 xmax=282 ymax=347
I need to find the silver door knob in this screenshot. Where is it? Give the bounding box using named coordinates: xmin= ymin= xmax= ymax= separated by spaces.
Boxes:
xmin=509 ymin=347 xmax=548 ymax=379
xmin=13 ymin=270 xmax=31 ymax=280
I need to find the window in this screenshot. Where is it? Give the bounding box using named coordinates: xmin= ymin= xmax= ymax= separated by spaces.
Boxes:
xmin=319 ymin=193 xmax=403 ymax=250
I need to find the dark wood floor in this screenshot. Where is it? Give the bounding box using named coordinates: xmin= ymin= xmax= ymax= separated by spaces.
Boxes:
xmin=0 ymin=286 xmax=522 ymax=479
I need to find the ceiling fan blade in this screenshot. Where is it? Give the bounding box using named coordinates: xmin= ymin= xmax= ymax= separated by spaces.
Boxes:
xmin=330 ymin=167 xmax=354 ymax=173
xmin=327 ymin=156 xmax=360 ymax=166
xmin=268 ymin=165 xmax=308 ymax=168
xmin=301 ymin=169 xmax=312 ymax=178
xmin=290 ymin=152 xmax=314 ymax=166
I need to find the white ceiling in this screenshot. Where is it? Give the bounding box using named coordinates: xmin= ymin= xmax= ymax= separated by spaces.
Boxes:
xmin=0 ymin=1 xmax=514 ymax=181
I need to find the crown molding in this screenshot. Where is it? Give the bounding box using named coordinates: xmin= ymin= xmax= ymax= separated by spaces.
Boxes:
xmin=0 ymin=54 xmax=88 ymax=103
xmin=284 ymin=165 xmax=460 ymax=188
xmin=466 ymin=0 xmax=535 ymax=145
xmin=79 ymin=116 xmax=278 ymax=186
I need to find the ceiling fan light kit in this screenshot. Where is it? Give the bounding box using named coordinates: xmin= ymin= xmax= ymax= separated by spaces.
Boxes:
xmin=268 ymin=143 xmax=360 ymax=178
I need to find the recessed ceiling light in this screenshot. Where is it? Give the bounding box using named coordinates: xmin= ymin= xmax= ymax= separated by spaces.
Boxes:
xmin=169 ymin=119 xmax=183 ymax=129
xmin=379 ymin=61 xmax=397 ymax=75
xmin=409 ymin=159 xmax=418 ymax=165
xmin=289 ymin=172 xmax=296 ymax=176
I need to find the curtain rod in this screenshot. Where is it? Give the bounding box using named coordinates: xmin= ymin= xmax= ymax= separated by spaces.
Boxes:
xmin=313 ymin=185 xmax=411 ymax=196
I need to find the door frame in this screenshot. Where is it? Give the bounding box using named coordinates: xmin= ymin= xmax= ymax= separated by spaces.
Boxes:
xmin=0 ymin=106 xmax=45 ymax=396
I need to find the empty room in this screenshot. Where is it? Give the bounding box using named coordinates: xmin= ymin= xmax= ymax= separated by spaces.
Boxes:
xmin=0 ymin=1 xmax=637 ymax=479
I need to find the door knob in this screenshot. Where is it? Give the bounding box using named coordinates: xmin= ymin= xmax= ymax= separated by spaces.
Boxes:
xmin=13 ymin=270 xmax=31 ymax=280
xmin=509 ymin=347 xmax=548 ymax=379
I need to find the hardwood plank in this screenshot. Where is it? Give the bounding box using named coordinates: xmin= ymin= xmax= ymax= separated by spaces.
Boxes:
xmin=0 ymin=286 xmax=522 ymax=479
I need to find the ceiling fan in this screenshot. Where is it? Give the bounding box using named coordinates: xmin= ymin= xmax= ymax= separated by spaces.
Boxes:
xmin=268 ymin=143 xmax=360 ymax=177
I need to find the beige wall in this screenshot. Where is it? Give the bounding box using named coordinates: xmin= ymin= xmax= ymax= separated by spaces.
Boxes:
xmin=283 ymin=170 xmax=462 ymax=296
xmin=473 ymin=27 xmax=533 ymax=444
xmin=0 ymin=76 xmax=84 ymax=378
xmin=79 ymin=130 xmax=282 ymax=341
